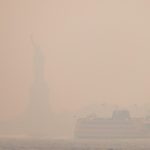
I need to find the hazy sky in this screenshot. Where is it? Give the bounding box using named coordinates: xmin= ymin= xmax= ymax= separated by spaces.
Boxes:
xmin=1 ymin=0 xmax=150 ymax=120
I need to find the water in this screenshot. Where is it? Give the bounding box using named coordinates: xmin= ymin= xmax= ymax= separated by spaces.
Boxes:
xmin=0 ymin=138 xmax=150 ymax=150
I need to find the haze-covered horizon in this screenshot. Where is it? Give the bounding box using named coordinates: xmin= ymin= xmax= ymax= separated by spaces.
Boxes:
xmin=1 ymin=0 xmax=150 ymax=137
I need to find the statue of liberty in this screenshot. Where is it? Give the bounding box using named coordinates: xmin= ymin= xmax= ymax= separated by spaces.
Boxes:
xmin=26 ymin=36 xmax=52 ymax=137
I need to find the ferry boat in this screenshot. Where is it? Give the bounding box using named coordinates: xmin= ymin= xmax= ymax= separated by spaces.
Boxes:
xmin=74 ymin=110 xmax=150 ymax=139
